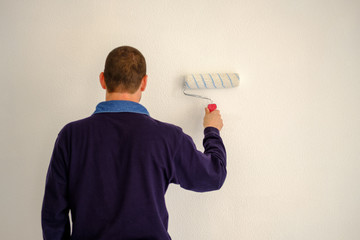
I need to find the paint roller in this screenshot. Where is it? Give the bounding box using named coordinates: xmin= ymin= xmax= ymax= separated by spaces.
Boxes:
xmin=183 ymin=73 xmax=240 ymax=112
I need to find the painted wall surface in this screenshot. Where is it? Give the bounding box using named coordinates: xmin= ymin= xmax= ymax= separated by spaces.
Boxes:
xmin=1 ymin=0 xmax=360 ymax=239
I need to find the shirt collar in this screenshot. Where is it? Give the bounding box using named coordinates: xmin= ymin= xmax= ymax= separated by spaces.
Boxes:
xmin=93 ymin=100 xmax=150 ymax=116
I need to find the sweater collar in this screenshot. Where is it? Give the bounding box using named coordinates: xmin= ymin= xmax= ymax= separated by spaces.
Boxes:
xmin=93 ymin=100 xmax=149 ymax=116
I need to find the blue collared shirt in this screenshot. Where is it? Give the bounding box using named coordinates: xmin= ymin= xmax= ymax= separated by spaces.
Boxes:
xmin=94 ymin=100 xmax=150 ymax=115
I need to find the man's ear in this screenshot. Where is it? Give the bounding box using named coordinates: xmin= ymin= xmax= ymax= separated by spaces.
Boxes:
xmin=140 ymin=75 xmax=148 ymax=92
xmin=99 ymin=72 xmax=106 ymax=90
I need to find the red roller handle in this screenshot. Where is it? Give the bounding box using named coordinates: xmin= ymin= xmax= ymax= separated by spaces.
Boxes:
xmin=208 ymin=103 xmax=217 ymax=112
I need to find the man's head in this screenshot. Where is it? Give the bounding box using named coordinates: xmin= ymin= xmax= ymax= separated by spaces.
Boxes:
xmin=101 ymin=46 xmax=147 ymax=94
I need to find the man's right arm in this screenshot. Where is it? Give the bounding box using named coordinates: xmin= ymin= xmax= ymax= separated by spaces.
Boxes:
xmin=172 ymin=108 xmax=226 ymax=192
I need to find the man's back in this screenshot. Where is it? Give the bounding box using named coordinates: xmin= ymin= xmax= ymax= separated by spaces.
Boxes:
xmin=42 ymin=101 xmax=226 ymax=240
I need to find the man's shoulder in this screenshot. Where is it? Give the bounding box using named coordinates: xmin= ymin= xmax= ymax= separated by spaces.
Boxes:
xmin=148 ymin=117 xmax=182 ymax=132
xmin=65 ymin=115 xmax=94 ymax=127
xmin=58 ymin=115 xmax=95 ymax=135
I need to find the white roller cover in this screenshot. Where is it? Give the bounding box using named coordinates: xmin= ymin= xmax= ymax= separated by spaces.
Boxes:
xmin=184 ymin=73 xmax=240 ymax=89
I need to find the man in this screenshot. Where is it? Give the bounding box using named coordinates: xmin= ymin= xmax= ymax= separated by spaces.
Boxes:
xmin=42 ymin=46 xmax=226 ymax=240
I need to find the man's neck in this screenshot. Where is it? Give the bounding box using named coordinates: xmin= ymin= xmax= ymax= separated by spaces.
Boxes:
xmin=105 ymin=91 xmax=141 ymax=103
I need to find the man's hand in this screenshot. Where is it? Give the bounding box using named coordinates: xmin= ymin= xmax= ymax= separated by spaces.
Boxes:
xmin=203 ymin=107 xmax=223 ymax=131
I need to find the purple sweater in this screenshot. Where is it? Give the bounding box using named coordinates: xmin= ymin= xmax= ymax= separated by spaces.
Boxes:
xmin=42 ymin=100 xmax=226 ymax=240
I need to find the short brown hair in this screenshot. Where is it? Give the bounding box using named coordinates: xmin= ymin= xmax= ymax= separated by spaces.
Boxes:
xmin=104 ymin=46 xmax=146 ymax=93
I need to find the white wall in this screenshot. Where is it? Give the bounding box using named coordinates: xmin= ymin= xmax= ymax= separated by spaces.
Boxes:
xmin=1 ymin=0 xmax=360 ymax=239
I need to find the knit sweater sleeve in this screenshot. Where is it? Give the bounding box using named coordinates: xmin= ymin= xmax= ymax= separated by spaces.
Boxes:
xmin=172 ymin=127 xmax=227 ymax=192
xmin=41 ymin=127 xmax=71 ymax=240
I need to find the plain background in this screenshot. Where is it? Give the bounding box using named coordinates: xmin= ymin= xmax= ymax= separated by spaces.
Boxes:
xmin=1 ymin=0 xmax=360 ymax=239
